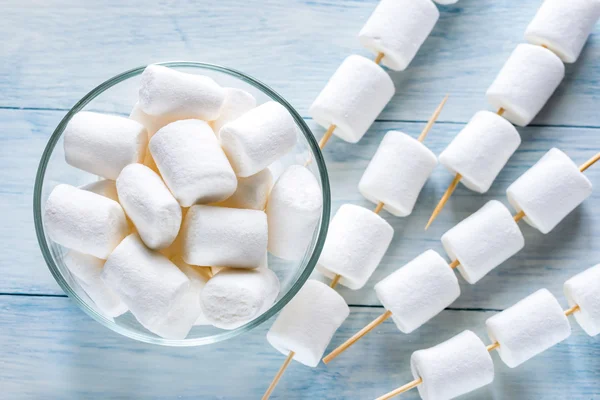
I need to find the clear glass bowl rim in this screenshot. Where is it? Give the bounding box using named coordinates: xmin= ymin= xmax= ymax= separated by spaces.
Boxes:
xmin=33 ymin=61 xmax=331 ymax=346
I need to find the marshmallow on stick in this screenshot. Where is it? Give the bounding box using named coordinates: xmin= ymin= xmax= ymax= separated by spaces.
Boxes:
xmin=376 ymin=262 xmax=600 ymax=400
xmin=323 ymin=150 xmax=598 ymax=363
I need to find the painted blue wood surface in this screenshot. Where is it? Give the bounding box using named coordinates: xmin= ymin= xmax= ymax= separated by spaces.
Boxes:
xmin=1 ymin=0 xmax=599 ymax=398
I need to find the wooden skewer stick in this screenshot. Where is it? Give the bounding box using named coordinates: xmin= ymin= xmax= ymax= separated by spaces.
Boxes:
xmin=330 ymin=274 xmax=342 ymax=289
xmin=426 ymin=107 xmax=506 ymax=230
xmin=486 ymin=342 xmax=500 ymax=352
xmin=564 ymin=304 xmax=580 ymax=316
xmin=375 ymin=52 xmax=385 ymax=65
xmin=262 ymin=351 xmax=296 ymax=400
xmin=418 ymin=95 xmax=449 ymax=143
xmin=375 ymin=377 xmax=423 ymax=400
xmin=579 ymin=151 xmax=600 ymax=172
xmin=319 ymin=124 xmax=337 ymax=150
xmin=374 ymin=201 xmax=385 ymax=214
xmin=323 ymin=310 xmax=393 ymax=364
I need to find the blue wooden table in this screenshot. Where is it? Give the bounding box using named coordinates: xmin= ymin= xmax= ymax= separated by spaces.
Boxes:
xmin=2 ymin=0 xmax=599 ymax=398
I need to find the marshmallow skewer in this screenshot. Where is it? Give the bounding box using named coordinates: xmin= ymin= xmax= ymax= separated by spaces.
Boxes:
xmin=376 ymin=297 xmax=585 ymax=400
xmin=425 ymin=107 xmax=505 ymax=230
xmin=326 ymin=95 xmax=448 ymax=290
xmin=323 ymin=151 xmax=598 ymax=364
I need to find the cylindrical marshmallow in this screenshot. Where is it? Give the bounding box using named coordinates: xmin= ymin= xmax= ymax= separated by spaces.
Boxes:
xmin=218 ymin=168 xmax=273 ymax=210
xmin=150 ymin=119 xmax=237 ymax=207
xmin=486 ymin=44 xmax=565 ymax=126
xmin=309 ymin=55 xmax=395 ymax=143
xmin=44 ymin=184 xmax=129 ymax=259
xmin=116 ymin=164 xmax=182 ymax=250
xmin=564 ymin=264 xmax=600 ymax=336
xmin=201 ymin=267 xmax=279 ymax=330
xmin=267 ymin=280 xmax=350 ymax=367
xmin=129 ymin=102 xmax=180 ymax=138
xmin=525 ymin=0 xmax=600 ymax=63
xmin=138 ymin=65 xmax=225 ymax=120
xmin=101 ymin=234 xmax=190 ymax=333
xmin=358 ymin=0 xmax=440 ymax=71
xmin=64 ymin=251 xmax=128 ymax=318
xmin=146 ymin=258 xmax=210 ymax=339
xmin=182 ymin=205 xmax=268 ymax=269
xmin=486 ymin=289 xmax=571 ymax=368
xmin=359 ymin=131 xmax=437 ymax=216
xmin=375 ymin=250 xmax=460 ymax=333
xmin=439 ymin=111 xmax=521 ymax=193
xmin=266 ymin=165 xmax=323 ymax=260
xmin=219 ymin=101 xmax=297 ymax=177
xmin=441 ymin=200 xmax=525 ymax=284
xmin=80 ymin=179 xmax=119 ymax=202
xmin=411 ymin=330 xmax=494 ymax=400
xmin=211 ymin=88 xmax=256 ymax=134
xmin=506 ymin=148 xmax=592 ymax=234
xmin=64 ymin=111 xmax=147 ymax=180
xmin=317 ymin=204 xmax=394 ymax=290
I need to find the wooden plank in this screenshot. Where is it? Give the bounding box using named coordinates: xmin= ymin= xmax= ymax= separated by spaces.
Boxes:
xmin=1 ymin=296 xmax=598 ymax=399
xmin=2 ymin=109 xmax=599 ymax=312
xmin=2 ymin=0 xmax=600 ymax=126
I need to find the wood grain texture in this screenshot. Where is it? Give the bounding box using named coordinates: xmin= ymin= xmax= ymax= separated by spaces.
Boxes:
xmin=2 ymin=0 xmax=600 ymax=125
xmin=2 ymin=0 xmax=600 ymax=398
xmin=2 ymin=296 xmax=599 ymax=400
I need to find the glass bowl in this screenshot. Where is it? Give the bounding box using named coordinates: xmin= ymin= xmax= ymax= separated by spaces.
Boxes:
xmin=33 ymin=61 xmax=331 ymax=346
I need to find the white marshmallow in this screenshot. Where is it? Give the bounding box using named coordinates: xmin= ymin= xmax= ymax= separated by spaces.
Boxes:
xmin=439 ymin=111 xmax=521 ymax=193
xmin=525 ymin=0 xmax=600 ymax=63
xmin=219 ymin=101 xmax=297 ymax=177
xmin=80 ymin=179 xmax=119 ymax=202
xmin=116 ymin=164 xmax=182 ymax=250
xmin=317 ymin=204 xmax=394 ymax=290
xmin=138 ymin=65 xmax=225 ymax=120
xmin=218 ymin=168 xmax=273 ymax=210
xmin=150 ymin=119 xmax=237 ymax=207
xmin=564 ymin=264 xmax=600 ymax=336
xmin=375 ymin=250 xmax=460 ymax=333
xmin=411 ymin=330 xmax=494 ymax=400
xmin=64 ymin=251 xmax=128 ymax=318
xmin=129 ymin=101 xmax=180 ymax=138
xmin=359 ymin=131 xmax=437 ymax=216
xmin=486 ymin=44 xmax=565 ymax=126
xmin=201 ymin=267 xmax=279 ymax=330
xmin=211 ymin=88 xmax=257 ymax=134
xmin=441 ymin=200 xmax=524 ymax=284
xmin=146 ymin=257 xmax=211 ymax=339
xmin=266 ymin=165 xmax=323 ymax=260
xmin=267 ymin=280 xmax=349 ymax=367
xmin=63 ymin=111 xmax=147 ymax=180
xmin=486 ymin=289 xmax=571 ymax=368
xmin=182 ymin=205 xmax=268 ymax=269
xmin=359 ymin=0 xmax=440 ymax=71
xmin=44 ymin=184 xmax=129 ymax=259
xmin=101 ymin=234 xmax=190 ymax=335
xmin=506 ymin=148 xmax=592 ymax=234
xmin=309 ymin=55 xmax=395 ymax=143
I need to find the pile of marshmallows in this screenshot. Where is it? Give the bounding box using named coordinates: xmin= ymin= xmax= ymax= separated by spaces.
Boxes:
xmin=43 ymin=65 xmax=324 ymax=339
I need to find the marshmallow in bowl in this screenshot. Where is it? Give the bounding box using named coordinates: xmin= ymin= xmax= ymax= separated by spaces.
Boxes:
xmin=64 ymin=111 xmax=147 ymax=180
xmin=182 ymin=205 xmax=268 ymax=269
xmin=139 ymin=65 xmax=226 ymax=121
xmin=64 ymin=251 xmax=128 ymax=318
xmin=80 ymin=179 xmax=119 ymax=202
xmin=211 ymin=87 xmax=257 ymax=134
xmin=129 ymin=102 xmax=180 ymax=138
xmin=44 ymin=184 xmax=129 ymax=259
xmin=218 ymin=168 xmax=273 ymax=210
xmin=102 ymin=234 xmax=190 ymax=335
xmin=200 ymin=267 xmax=280 ymax=330
xmin=150 ymin=119 xmax=237 ymax=207
xmin=220 ymin=101 xmax=297 ymax=177
xmin=145 ymin=257 xmax=211 ymax=339
xmin=116 ymin=163 xmax=182 ymax=250
xmin=266 ymin=165 xmax=323 ymax=260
